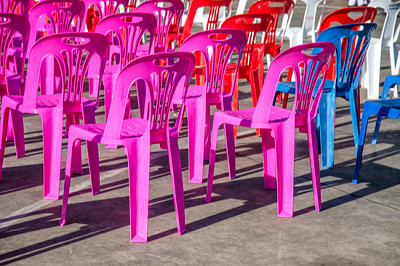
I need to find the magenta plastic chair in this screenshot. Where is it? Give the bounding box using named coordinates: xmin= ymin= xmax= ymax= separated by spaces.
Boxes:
xmin=81 ymin=0 xmax=128 ymax=32
xmin=0 ymin=14 xmax=30 ymax=159
xmin=0 ymin=0 xmax=31 ymax=15
xmin=27 ymin=0 xmax=86 ymax=96
xmin=175 ymin=29 xmax=246 ymax=183
xmin=0 ymin=32 xmax=109 ymax=200
xmin=94 ymin=12 xmax=157 ymax=121
xmin=134 ymin=0 xmax=184 ymax=53
xmin=60 ymin=52 xmax=196 ymax=242
xmin=206 ymin=42 xmax=335 ymax=217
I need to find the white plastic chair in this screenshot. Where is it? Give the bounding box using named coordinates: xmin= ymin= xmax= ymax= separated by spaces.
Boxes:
xmin=363 ymin=0 xmax=400 ymax=99
xmin=285 ymin=0 xmax=326 ymax=47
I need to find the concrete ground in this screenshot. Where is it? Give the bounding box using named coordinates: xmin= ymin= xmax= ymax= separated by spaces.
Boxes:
xmin=1 ymin=1 xmax=400 ymax=265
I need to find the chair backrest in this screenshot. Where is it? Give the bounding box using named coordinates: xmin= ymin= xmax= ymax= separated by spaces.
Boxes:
xmin=135 ymin=0 xmax=184 ymax=53
xmin=81 ymin=0 xmax=128 ymax=31
xmin=182 ymin=0 xmax=234 ymax=42
xmin=23 ymin=32 xmax=109 ymax=110
xmin=179 ymin=29 xmax=246 ymax=99
xmin=253 ymin=42 xmax=335 ymax=124
xmin=0 ymin=13 xmax=30 ymax=80
xmin=295 ymin=0 xmax=325 ymax=40
xmin=103 ymin=52 xmax=195 ymax=140
xmin=220 ymin=14 xmax=273 ymax=69
xmin=317 ymin=23 xmax=377 ymax=94
xmin=248 ymin=0 xmax=295 ymax=51
xmin=27 ymin=0 xmax=86 ymax=55
xmin=318 ymin=7 xmax=376 ymax=35
xmin=369 ymin=0 xmax=400 ymax=47
xmin=95 ymin=13 xmax=157 ymax=69
xmin=0 ymin=0 xmax=31 ymax=15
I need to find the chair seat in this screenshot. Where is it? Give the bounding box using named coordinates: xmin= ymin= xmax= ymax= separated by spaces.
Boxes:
xmin=277 ymin=79 xmax=335 ymax=95
xmin=218 ymin=106 xmax=292 ymax=127
xmin=368 ymin=98 xmax=400 ymax=109
xmin=104 ymin=64 xmax=120 ymax=75
xmin=69 ymin=118 xmax=148 ymax=143
xmin=4 ymin=94 xmax=96 ymax=113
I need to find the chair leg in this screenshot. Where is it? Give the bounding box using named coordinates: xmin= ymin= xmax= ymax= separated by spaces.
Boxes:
xmin=319 ymin=91 xmax=335 ymax=169
xmin=353 ymin=111 xmax=371 ymax=184
xmin=222 ymin=101 xmax=236 ymax=180
xmin=0 ymin=107 xmax=11 ymax=181
xmin=166 ymin=133 xmax=185 ymax=235
xmin=41 ymin=109 xmax=63 ymax=200
xmin=82 ymin=109 xmax=99 ymax=194
xmin=371 ymin=115 xmax=383 ymax=145
xmin=71 ymin=114 xmax=83 ymax=175
xmin=186 ymin=97 xmax=206 ymax=183
xmin=10 ymin=109 xmax=25 ymax=158
xmin=307 ymin=120 xmax=321 ymax=212
xmin=204 ymin=106 xmax=211 ymax=161
xmin=274 ymin=123 xmax=294 ymax=218
xmin=349 ymin=86 xmax=360 ymax=153
xmin=60 ymin=137 xmax=79 ymax=226
xmin=205 ymin=119 xmax=224 ymax=203
xmin=261 ymin=128 xmax=276 ymax=190
xmin=126 ymin=138 xmax=150 ymax=242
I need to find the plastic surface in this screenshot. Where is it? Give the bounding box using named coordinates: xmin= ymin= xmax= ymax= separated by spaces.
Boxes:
xmin=0 ymin=0 xmax=31 ymax=15
xmin=0 ymin=33 xmax=109 ymax=200
xmin=81 ymin=0 xmax=128 ymax=32
xmin=0 ymin=14 xmax=29 ymax=160
xmin=248 ymin=0 xmax=295 ymax=58
xmin=206 ymin=42 xmax=335 ymax=217
xmin=353 ymin=75 xmax=400 ymax=183
xmin=178 ymin=0 xmax=234 ymax=45
xmin=60 ymin=52 xmax=195 ymax=242
xmin=174 ymin=29 xmax=246 ymax=183
xmin=94 ymin=12 xmax=157 ymax=120
xmin=363 ymin=0 xmax=400 ymax=99
xmin=135 ymin=0 xmax=184 ymax=53
xmin=285 ymin=0 xmax=325 ymax=46
xmin=220 ymin=14 xmax=273 ymax=112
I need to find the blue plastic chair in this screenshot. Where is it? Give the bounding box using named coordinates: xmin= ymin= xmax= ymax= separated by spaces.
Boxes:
xmin=277 ymin=23 xmax=376 ymax=169
xmin=353 ymin=75 xmax=400 ymax=183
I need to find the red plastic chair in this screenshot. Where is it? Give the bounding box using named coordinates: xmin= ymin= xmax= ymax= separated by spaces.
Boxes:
xmin=60 ymin=52 xmax=196 ymax=242
xmin=248 ymin=0 xmax=295 ymax=106
xmin=176 ymin=0 xmax=234 ymax=46
xmin=317 ymin=6 xmax=377 ymax=35
xmin=174 ymin=29 xmax=246 ymax=184
xmin=248 ymin=0 xmax=295 ymax=59
xmin=81 ymin=0 xmax=128 ymax=32
xmin=220 ymin=14 xmax=273 ymax=112
xmin=135 ymin=0 xmax=184 ymax=53
xmin=0 ymin=33 xmax=109 ymax=200
xmin=0 ymin=14 xmax=29 ymax=160
xmin=206 ymin=42 xmax=335 ymax=217
xmin=94 ymin=12 xmax=157 ymax=121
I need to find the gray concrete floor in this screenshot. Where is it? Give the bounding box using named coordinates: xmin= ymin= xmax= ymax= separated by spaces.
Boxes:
xmin=1 ymin=1 xmax=400 ymax=265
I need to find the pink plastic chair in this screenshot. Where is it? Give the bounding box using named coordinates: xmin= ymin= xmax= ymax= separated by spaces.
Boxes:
xmin=94 ymin=12 xmax=157 ymax=121
xmin=174 ymin=29 xmax=246 ymax=183
xmin=134 ymin=0 xmax=184 ymax=53
xmin=0 ymin=32 xmax=109 ymax=200
xmin=27 ymin=0 xmax=86 ymax=96
xmin=0 ymin=14 xmax=30 ymax=159
xmin=60 ymin=51 xmax=196 ymax=242
xmin=206 ymin=42 xmax=335 ymax=217
xmin=0 ymin=0 xmax=31 ymax=15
